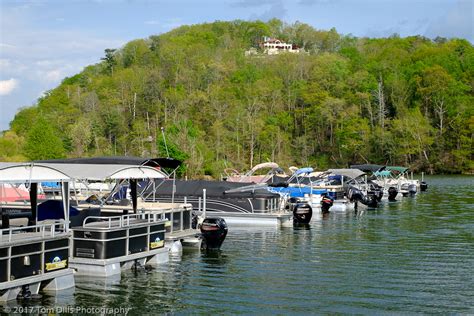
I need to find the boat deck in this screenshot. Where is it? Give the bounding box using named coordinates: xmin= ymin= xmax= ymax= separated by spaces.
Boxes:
xmin=167 ymin=228 xmax=198 ymax=241
xmin=75 ymin=201 xmax=192 ymax=213
xmin=0 ymin=221 xmax=69 ymax=246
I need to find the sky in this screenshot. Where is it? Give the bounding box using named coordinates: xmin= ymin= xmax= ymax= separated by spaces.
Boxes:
xmin=0 ymin=0 xmax=472 ymax=131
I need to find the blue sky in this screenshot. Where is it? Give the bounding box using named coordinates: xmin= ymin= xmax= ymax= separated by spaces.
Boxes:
xmin=0 ymin=0 xmax=472 ymax=131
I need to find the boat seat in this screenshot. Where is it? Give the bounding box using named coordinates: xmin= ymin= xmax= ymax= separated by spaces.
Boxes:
xmin=70 ymin=207 xmax=101 ymax=227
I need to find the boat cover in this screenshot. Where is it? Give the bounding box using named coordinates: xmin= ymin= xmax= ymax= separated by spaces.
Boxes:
xmin=269 ymin=186 xmax=327 ymax=198
xmin=148 ymin=179 xmax=279 ymax=198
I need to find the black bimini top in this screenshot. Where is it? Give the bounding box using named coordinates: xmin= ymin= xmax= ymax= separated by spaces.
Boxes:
xmin=350 ymin=164 xmax=385 ymax=173
xmin=149 ymin=179 xmax=279 ymax=198
xmin=36 ymin=156 xmax=182 ymax=169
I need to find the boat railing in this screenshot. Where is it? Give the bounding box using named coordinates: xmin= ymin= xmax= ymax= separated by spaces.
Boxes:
xmin=0 ymin=220 xmax=67 ymax=242
xmin=83 ymin=212 xmax=165 ymax=229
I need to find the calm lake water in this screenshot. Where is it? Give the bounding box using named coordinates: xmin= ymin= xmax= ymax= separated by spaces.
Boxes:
xmin=2 ymin=176 xmax=473 ymax=315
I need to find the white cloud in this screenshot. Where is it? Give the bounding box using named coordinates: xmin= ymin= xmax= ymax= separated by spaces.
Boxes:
xmin=44 ymin=69 xmax=63 ymax=83
xmin=145 ymin=20 xmax=160 ymax=25
xmin=0 ymin=79 xmax=19 ymax=96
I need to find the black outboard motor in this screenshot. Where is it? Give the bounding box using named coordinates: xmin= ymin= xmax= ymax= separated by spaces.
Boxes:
xmin=388 ymin=186 xmax=398 ymax=201
xmin=200 ymin=218 xmax=228 ymax=251
xmin=371 ymin=194 xmax=379 ymax=207
xmin=374 ymin=189 xmax=383 ymax=202
xmin=293 ymin=202 xmax=312 ymax=224
xmin=401 ymin=183 xmax=409 ymax=197
xmin=363 ymin=194 xmax=379 ymax=208
xmin=287 ymin=198 xmax=313 ymax=224
xmin=348 ymin=186 xmax=378 ymax=208
xmin=408 ymin=184 xmax=417 ymax=196
xmin=420 ymin=181 xmax=428 ymax=192
xmin=191 ymin=212 xmax=198 ymax=229
xmin=321 ymin=194 xmax=334 ymax=214
xmin=368 ymin=181 xmax=383 ymax=202
xmin=347 ymin=187 xmax=363 ymax=202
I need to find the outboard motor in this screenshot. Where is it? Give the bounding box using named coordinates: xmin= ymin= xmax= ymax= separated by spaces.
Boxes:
xmin=408 ymin=184 xmax=417 ymax=196
xmin=321 ymin=194 xmax=334 ymax=214
xmin=374 ymin=189 xmax=383 ymax=202
xmin=420 ymin=181 xmax=428 ymax=192
xmin=363 ymin=194 xmax=379 ymax=208
xmin=293 ymin=202 xmax=312 ymax=224
xmin=347 ymin=187 xmax=363 ymax=202
xmin=200 ymin=218 xmax=228 ymax=251
xmin=191 ymin=212 xmax=198 ymax=229
xmin=287 ymin=198 xmax=313 ymax=224
xmin=348 ymin=186 xmax=378 ymax=208
xmin=401 ymin=183 xmax=409 ymax=197
xmin=388 ymin=186 xmax=398 ymax=201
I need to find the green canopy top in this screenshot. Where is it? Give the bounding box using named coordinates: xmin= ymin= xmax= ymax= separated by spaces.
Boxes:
xmin=385 ymin=166 xmax=409 ymax=173
xmin=374 ymin=170 xmax=392 ymax=177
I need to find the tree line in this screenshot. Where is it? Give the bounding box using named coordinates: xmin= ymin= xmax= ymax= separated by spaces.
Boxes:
xmin=1 ymin=19 xmax=472 ymax=176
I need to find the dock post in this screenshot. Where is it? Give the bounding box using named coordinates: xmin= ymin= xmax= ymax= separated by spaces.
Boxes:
xmin=203 ymin=189 xmax=207 ymax=219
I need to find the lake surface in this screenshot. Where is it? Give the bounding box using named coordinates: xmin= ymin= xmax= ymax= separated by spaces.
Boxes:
xmin=2 ymin=176 xmax=473 ymax=314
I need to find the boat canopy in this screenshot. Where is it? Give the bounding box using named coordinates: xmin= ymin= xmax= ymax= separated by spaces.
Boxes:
xmin=385 ymin=166 xmax=409 ymax=173
xmin=246 ymin=162 xmax=280 ymax=175
xmin=35 ymin=163 xmax=167 ymax=181
xmin=374 ymin=170 xmax=392 ymax=177
xmin=350 ymin=164 xmax=384 ymax=172
xmin=36 ymin=156 xmax=183 ymax=169
xmin=327 ymin=169 xmax=365 ymax=179
xmin=0 ymin=163 xmax=71 ymax=183
xmin=294 ymin=167 xmax=314 ymax=176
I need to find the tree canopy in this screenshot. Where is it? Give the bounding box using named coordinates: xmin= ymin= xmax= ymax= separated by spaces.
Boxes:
xmin=2 ymin=20 xmax=473 ymax=175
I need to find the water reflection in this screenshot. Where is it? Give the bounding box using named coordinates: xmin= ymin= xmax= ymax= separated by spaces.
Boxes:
xmin=1 ymin=176 xmax=472 ymax=314
xmin=0 ymin=287 xmax=75 ymax=315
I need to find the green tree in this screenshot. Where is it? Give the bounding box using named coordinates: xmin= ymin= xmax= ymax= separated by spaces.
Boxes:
xmin=24 ymin=119 xmax=66 ymax=160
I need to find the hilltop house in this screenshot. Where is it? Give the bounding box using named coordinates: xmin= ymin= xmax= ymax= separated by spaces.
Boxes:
xmin=259 ymin=37 xmax=301 ymax=55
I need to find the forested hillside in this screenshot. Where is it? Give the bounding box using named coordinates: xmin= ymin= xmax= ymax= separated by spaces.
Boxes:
xmin=1 ymin=20 xmax=473 ymax=176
